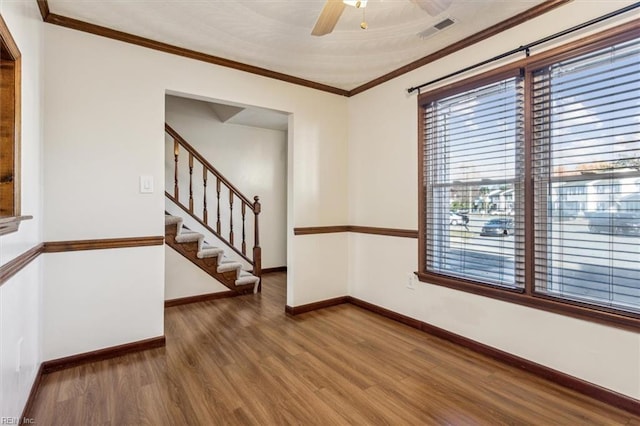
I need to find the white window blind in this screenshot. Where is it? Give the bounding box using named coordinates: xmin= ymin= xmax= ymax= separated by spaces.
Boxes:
xmin=532 ymin=38 xmax=640 ymax=312
xmin=423 ymin=76 xmax=525 ymax=288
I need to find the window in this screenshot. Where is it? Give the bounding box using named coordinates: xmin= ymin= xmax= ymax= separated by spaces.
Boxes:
xmin=0 ymin=15 xmax=27 ymax=236
xmin=422 ymin=73 xmax=524 ymax=289
xmin=532 ymin=37 xmax=640 ymax=314
xmin=418 ymin=22 xmax=640 ymax=327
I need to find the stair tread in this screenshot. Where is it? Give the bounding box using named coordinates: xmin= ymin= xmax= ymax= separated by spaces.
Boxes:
xmin=235 ymin=274 xmax=259 ymax=283
xmin=175 ymin=231 xmax=203 ymax=241
xmin=166 ymin=213 xmax=259 ymax=293
xmin=197 ymin=247 xmax=224 ymax=259
xmin=217 ymin=261 xmax=242 ymax=273
xmin=165 ymin=215 xmax=182 ymax=225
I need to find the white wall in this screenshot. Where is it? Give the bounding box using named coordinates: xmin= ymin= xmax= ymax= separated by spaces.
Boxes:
xmin=35 ymin=0 xmax=638 ymax=409
xmin=347 ymin=1 xmax=640 ymax=399
xmin=0 ymin=1 xmax=44 ymax=420
xmin=43 ymin=247 xmax=164 ymax=360
xmin=43 ymin=18 xmax=350 ymax=359
xmin=165 ymin=246 xmax=229 ymax=300
xmin=165 ymin=95 xmax=287 ymax=269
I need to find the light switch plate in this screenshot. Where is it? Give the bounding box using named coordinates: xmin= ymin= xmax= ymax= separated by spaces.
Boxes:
xmin=140 ymin=175 xmax=154 ymax=193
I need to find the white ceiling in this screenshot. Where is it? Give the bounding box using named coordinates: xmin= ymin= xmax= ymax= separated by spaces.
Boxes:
xmin=47 ymin=0 xmax=550 ymax=91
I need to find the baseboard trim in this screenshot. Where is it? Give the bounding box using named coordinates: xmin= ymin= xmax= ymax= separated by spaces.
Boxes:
xmin=20 ymin=363 xmax=44 ymax=423
xmin=347 ymin=297 xmax=423 ymax=329
xmin=285 ymin=296 xmax=349 ymax=315
xmin=42 ymin=336 xmax=166 ymax=374
xmin=346 ymin=296 xmax=639 ymax=416
xmin=417 ymin=319 xmax=640 ymax=416
xmin=262 ymin=266 xmax=287 ymax=274
xmin=287 ymin=294 xmax=639 ymax=416
xmin=165 ymin=291 xmax=237 ymax=307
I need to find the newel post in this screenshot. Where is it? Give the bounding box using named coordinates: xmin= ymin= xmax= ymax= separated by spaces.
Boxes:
xmin=253 ymin=196 xmax=262 ymax=279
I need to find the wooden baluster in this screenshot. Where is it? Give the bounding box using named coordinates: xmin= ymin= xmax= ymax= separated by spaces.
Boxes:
xmin=241 ymin=203 xmax=247 ymax=255
xmin=173 ymin=141 xmax=179 ymax=200
xmin=216 ymin=179 xmax=221 ymax=234
xmin=253 ymin=196 xmax=262 ymax=282
xmin=203 ymin=168 xmax=208 ymax=225
xmin=229 ymin=191 xmax=234 ymax=245
xmin=188 ymin=153 xmax=194 ymax=213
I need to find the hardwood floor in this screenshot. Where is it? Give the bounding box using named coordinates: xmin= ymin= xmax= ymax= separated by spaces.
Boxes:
xmin=28 ymin=272 xmax=638 ymax=425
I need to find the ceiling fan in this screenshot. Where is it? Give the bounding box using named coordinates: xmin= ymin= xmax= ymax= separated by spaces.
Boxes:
xmin=311 ymin=0 xmax=453 ymax=36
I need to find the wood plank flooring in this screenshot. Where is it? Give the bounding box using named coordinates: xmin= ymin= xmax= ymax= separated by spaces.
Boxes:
xmin=28 ymin=272 xmax=639 ymax=425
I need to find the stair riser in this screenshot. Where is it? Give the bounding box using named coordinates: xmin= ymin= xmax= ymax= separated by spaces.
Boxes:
xmin=166 ymin=218 xmax=259 ymax=294
xmin=221 ymin=270 xmax=238 ymax=283
xmin=202 ymin=257 xmax=218 ymax=268
xmin=167 ymin=237 xmax=238 ymax=290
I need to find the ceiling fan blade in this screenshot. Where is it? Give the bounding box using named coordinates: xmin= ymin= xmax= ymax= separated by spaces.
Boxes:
xmin=312 ymin=0 xmax=346 ymax=36
xmin=410 ymin=0 xmax=453 ymax=16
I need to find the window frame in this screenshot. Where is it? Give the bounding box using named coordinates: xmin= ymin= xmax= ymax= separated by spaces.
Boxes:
xmin=417 ymin=19 xmax=640 ymax=331
xmin=0 ymin=14 xmax=29 ymax=236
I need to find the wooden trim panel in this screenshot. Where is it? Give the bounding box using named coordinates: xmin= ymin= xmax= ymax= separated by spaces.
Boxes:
xmin=20 ymin=363 xmax=44 ymax=423
xmin=165 ymin=291 xmax=237 ymax=308
xmin=283 ymin=294 xmax=639 ymax=415
xmin=0 ymin=215 xmax=33 ymax=237
xmin=293 ymin=226 xmax=349 ymax=235
xmin=347 ymin=297 xmax=423 ymax=329
xmin=262 ymin=266 xmax=287 ymax=274
xmin=42 ymin=336 xmax=166 ymax=374
xmin=39 ymin=10 xmax=348 ymax=97
xmin=416 ymin=320 xmax=640 ymax=417
xmin=0 ymin=236 xmax=165 ymax=288
xmin=43 ymin=236 xmax=164 ymax=253
xmin=36 ymin=0 xmax=50 ymax=21
xmin=0 ymin=14 xmax=24 ymax=226
xmin=0 ymin=243 xmax=43 ymax=286
xmin=285 ymin=296 xmax=349 ymax=315
xmin=349 ymin=226 xmax=418 ymax=239
xmin=35 ymin=0 xmax=571 ymax=97
xmin=294 ymin=225 xmax=418 ymax=238
xmin=417 ymin=271 xmax=640 ymax=332
xmin=351 ymin=296 xmax=640 ymax=416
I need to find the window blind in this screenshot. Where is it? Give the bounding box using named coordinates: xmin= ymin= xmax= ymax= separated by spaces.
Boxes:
xmin=423 ymin=76 xmax=525 ymax=288
xmin=532 ymin=38 xmax=640 ymax=312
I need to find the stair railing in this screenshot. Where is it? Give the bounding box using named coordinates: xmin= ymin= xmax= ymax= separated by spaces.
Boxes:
xmin=165 ymin=123 xmax=261 ymax=277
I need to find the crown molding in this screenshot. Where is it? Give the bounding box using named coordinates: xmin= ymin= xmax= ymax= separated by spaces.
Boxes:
xmin=36 ymin=0 xmax=571 ymax=97
xmin=348 ymin=0 xmax=572 ymax=95
xmin=36 ymin=5 xmax=349 ymax=96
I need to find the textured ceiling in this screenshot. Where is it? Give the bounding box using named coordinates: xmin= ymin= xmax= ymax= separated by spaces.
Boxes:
xmin=47 ymin=0 xmax=551 ymax=91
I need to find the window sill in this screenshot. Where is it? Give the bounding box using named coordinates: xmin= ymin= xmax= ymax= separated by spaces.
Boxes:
xmin=0 ymin=215 xmax=33 ymax=237
xmin=416 ymin=271 xmax=640 ymax=331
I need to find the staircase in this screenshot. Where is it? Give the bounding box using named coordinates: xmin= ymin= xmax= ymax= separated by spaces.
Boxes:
xmin=165 ymin=123 xmax=262 ymax=295
xmin=165 ymin=214 xmax=260 ymax=294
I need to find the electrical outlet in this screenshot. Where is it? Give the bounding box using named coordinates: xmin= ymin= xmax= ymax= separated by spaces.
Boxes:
xmin=406 ymin=273 xmax=416 ymax=290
